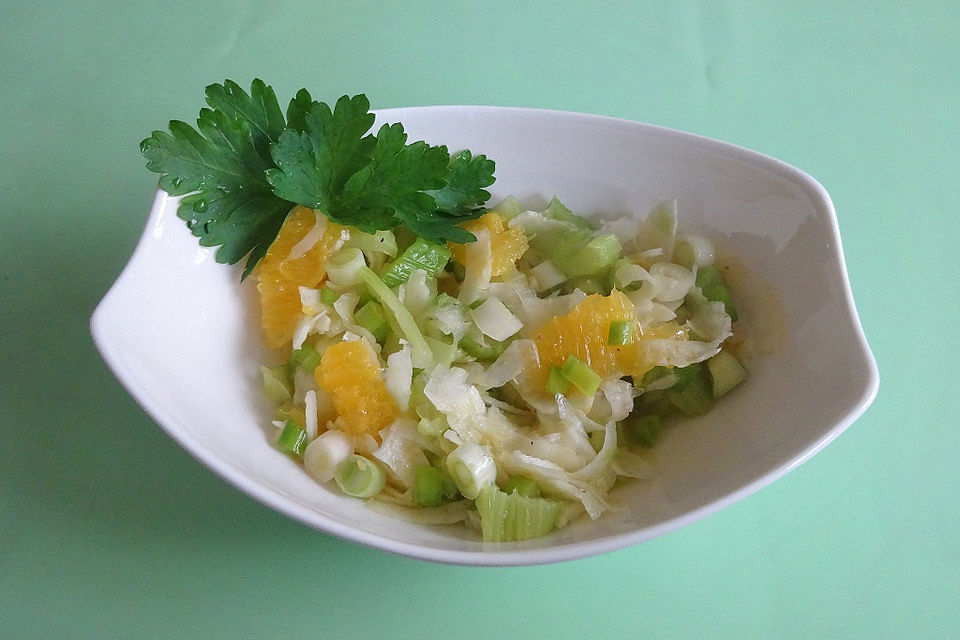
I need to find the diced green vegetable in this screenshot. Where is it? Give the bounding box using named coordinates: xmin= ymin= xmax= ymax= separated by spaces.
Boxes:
xmin=260 ymin=365 xmax=292 ymax=404
xmin=358 ymin=266 xmax=432 ymax=367
xmin=439 ymin=469 xmax=460 ymax=500
xmin=413 ymin=465 xmax=444 ymax=507
xmin=607 ymin=320 xmax=633 ymax=346
xmin=380 ymin=238 xmax=451 ymax=287
xmin=458 ymin=331 xmax=505 ymax=361
xmin=545 ymin=365 xmax=571 ymax=395
xmin=640 ymin=365 xmax=670 ymax=388
xmin=668 ymin=367 xmax=714 ymax=416
xmin=489 ymin=195 xmax=522 ymax=220
xmin=319 ymin=287 xmax=339 ymax=306
xmin=565 ymin=275 xmax=604 ymax=295
xmin=627 ymin=414 xmax=662 ymax=449
xmin=504 ymin=475 xmax=541 ymax=498
xmin=707 ymin=351 xmax=748 ymax=399
xmin=561 ymin=355 xmax=601 ymax=396
xmin=475 ymin=485 xmax=562 ymax=542
xmin=290 ymin=343 xmax=322 ymax=371
xmin=335 ymin=455 xmax=385 ymax=498
xmin=543 ymin=196 xmax=596 ymax=230
xmin=355 ymin=300 xmax=389 ymax=342
xmin=277 ymin=420 xmax=308 ymax=457
xmin=554 ymin=233 xmax=622 ymax=278
xmin=696 ymin=265 xmax=738 ymax=321
xmin=670 ymin=363 xmax=703 ymax=392
xmin=417 ymin=417 xmax=446 ymax=438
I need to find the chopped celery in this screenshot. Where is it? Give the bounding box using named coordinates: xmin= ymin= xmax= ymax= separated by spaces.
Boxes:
xmin=641 ymin=366 xmax=670 ymax=387
xmin=707 ymin=351 xmax=748 ymax=399
xmin=695 ymin=265 xmax=738 ymax=321
xmin=335 ymin=455 xmax=385 ymax=498
xmin=489 ymin=195 xmax=522 ymax=220
xmin=380 ymin=238 xmax=451 ymax=287
xmin=319 ymin=287 xmax=339 ymax=306
xmin=458 ymin=331 xmax=505 ymax=361
xmin=545 ymin=365 xmax=571 ymax=395
xmin=668 ymin=367 xmax=714 ymax=416
xmin=417 ymin=417 xmax=446 ymax=438
xmin=355 ymin=300 xmax=388 ymax=342
xmin=564 ymin=275 xmax=604 ymax=295
xmin=504 ymin=475 xmax=541 ymax=498
xmin=439 ymin=469 xmax=460 ymax=500
xmin=475 ymin=485 xmax=562 ymax=542
xmin=543 ymin=196 xmax=597 ymax=230
xmin=607 ymin=320 xmax=633 ymax=346
xmin=413 ymin=465 xmax=444 ymax=507
xmin=627 ymin=414 xmax=662 ymax=449
xmin=277 ymin=421 xmax=308 ymax=457
xmin=561 ymin=355 xmax=601 ymax=396
xmin=554 ymin=233 xmax=622 ymax=278
xmin=260 ymin=365 xmax=292 ymax=404
xmin=358 ymin=266 xmax=432 ymax=367
xmin=290 ymin=343 xmax=321 ymax=371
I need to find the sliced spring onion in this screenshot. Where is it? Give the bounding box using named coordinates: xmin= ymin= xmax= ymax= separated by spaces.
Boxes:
xmin=335 ymin=455 xmax=386 ymax=498
xmin=413 ymin=465 xmax=444 ymax=507
xmin=607 ymin=320 xmax=633 ymax=346
xmin=358 ymin=266 xmax=432 ymax=368
xmin=381 ymin=238 xmax=451 ymax=287
xmin=649 ymin=262 xmax=695 ymax=302
xmin=324 ymin=247 xmax=366 ymax=287
xmin=303 ymin=429 xmax=354 ymax=482
xmin=503 ymin=475 xmax=541 ymax=498
xmin=354 ymin=300 xmax=388 ymax=342
xmin=560 ymin=355 xmax=601 ymax=396
xmin=277 ymin=421 xmax=308 ymax=457
xmin=673 ymin=234 xmax=715 ymax=269
xmin=446 ymin=442 xmax=497 ymax=500
xmin=545 ymin=365 xmax=571 ymax=395
xmin=470 ymin=297 xmax=522 ymax=342
xmin=290 ymin=343 xmax=321 ymax=371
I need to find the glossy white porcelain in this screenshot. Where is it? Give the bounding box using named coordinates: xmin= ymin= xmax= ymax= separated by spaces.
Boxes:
xmin=91 ymin=106 xmax=878 ymax=566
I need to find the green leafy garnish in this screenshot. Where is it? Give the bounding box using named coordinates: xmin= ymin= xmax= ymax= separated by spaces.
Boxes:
xmin=141 ymin=79 xmax=496 ymax=278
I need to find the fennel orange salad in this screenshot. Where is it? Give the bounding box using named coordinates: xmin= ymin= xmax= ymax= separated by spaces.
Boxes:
xmin=142 ymin=80 xmax=748 ymax=542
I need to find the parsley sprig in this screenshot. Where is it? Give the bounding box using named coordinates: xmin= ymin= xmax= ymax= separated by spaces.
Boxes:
xmin=140 ymin=79 xmax=495 ymax=277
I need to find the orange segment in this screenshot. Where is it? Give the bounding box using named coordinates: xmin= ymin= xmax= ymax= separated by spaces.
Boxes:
xmin=257 ymin=206 xmax=347 ymax=349
xmin=532 ymin=290 xmax=685 ymax=385
xmin=316 ymin=340 xmax=398 ymax=439
xmin=450 ymin=212 xmax=528 ymax=277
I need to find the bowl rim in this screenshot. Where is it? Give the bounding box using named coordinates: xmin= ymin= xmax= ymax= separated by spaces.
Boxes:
xmin=91 ymin=105 xmax=879 ymax=566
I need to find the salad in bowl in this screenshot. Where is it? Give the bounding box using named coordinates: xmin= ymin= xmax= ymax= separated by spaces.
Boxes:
xmin=138 ymin=80 xmax=749 ymax=542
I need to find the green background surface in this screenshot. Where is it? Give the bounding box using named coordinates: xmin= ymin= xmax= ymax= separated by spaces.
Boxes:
xmin=2 ymin=1 xmax=958 ymax=638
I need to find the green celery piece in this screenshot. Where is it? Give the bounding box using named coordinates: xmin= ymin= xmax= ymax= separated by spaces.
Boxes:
xmin=355 ymin=300 xmax=389 ymax=342
xmin=503 ymin=476 xmax=541 ymax=498
xmin=358 ymin=266 xmax=432 ymax=367
xmin=319 ymin=287 xmax=339 ymax=306
xmin=475 ymin=485 xmax=562 ymax=542
xmin=380 ymin=238 xmax=451 ymax=287
xmin=413 ymin=465 xmax=444 ymax=507
xmin=488 ymin=195 xmax=522 ymax=220
xmin=707 ymin=351 xmax=748 ymax=399
xmin=695 ymin=266 xmax=739 ymax=322
xmin=668 ymin=368 xmax=714 ymax=416
xmin=628 ymin=414 xmax=663 ymax=448
xmin=561 ymin=355 xmax=601 ymax=396
xmin=277 ymin=421 xmax=308 ymax=457
xmin=565 ymin=275 xmax=605 ymax=295
xmin=544 ymin=196 xmax=597 ymax=230
xmin=290 ymin=343 xmax=321 ymax=371
xmin=554 ymin=233 xmax=622 ymax=278
xmin=670 ymin=363 xmax=704 ymax=393
xmin=641 ymin=365 xmax=670 ymax=388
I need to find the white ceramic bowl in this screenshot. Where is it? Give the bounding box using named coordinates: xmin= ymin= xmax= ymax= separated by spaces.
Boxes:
xmin=92 ymin=106 xmax=878 ymax=566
